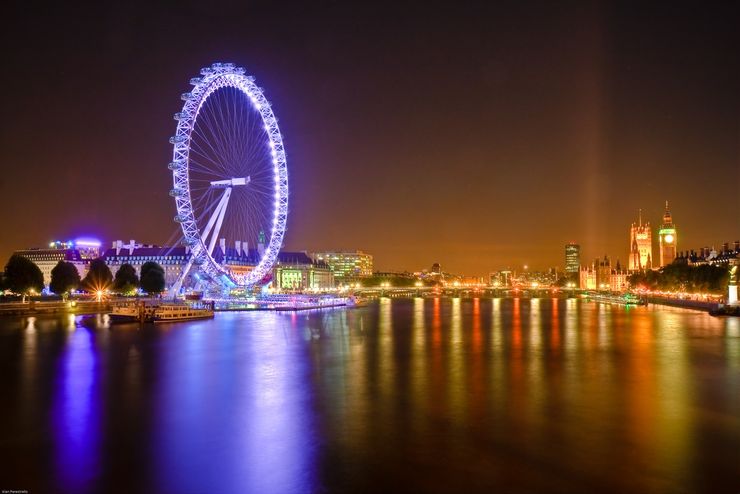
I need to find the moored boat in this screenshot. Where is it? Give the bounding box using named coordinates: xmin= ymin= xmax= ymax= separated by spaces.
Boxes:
xmin=109 ymin=305 xmax=141 ymax=322
xmin=109 ymin=302 xmax=159 ymax=323
xmin=587 ymin=292 xmax=647 ymax=306
xmin=152 ymin=303 xmax=215 ymax=323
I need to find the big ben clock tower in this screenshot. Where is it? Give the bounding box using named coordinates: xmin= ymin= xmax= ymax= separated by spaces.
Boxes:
xmin=658 ymin=201 xmax=677 ymax=267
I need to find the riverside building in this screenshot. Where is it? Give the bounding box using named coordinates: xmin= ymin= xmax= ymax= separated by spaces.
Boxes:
xmin=102 ymin=241 xmax=192 ymax=287
xmin=103 ymin=239 xmax=333 ymax=291
xmin=565 ymin=243 xmax=580 ymax=275
xmin=12 ymin=247 xmax=86 ymax=288
xmin=12 ymin=238 xmax=101 ymax=287
xmin=629 ymin=210 xmax=653 ymax=271
xmin=580 ymin=256 xmax=629 ymax=292
xmin=311 ymin=251 xmax=373 ymax=281
xmin=273 ymin=252 xmax=334 ymax=291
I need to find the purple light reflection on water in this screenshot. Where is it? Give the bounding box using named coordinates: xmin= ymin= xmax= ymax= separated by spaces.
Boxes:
xmin=51 ymin=326 xmax=101 ymax=493
xmin=152 ymin=312 xmax=318 ymax=494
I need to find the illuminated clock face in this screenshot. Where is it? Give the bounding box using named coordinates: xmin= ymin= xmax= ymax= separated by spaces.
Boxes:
xmin=664 ymin=234 xmax=674 ymax=244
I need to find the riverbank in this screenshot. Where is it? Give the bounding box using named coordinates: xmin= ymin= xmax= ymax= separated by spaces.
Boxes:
xmin=646 ymin=296 xmax=718 ymax=312
xmin=2 ymin=295 xmax=731 ymax=317
xmin=0 ymin=300 xmax=111 ymax=316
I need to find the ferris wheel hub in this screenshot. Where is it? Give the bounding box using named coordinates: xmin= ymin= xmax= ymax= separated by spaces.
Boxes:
xmin=210 ymin=177 xmax=250 ymax=188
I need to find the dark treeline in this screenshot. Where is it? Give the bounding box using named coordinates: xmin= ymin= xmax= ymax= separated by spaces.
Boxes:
xmin=2 ymin=255 xmax=167 ymax=298
xmin=628 ymin=263 xmax=729 ymax=293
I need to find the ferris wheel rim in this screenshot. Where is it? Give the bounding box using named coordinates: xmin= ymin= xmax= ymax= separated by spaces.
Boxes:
xmin=170 ymin=62 xmax=288 ymax=288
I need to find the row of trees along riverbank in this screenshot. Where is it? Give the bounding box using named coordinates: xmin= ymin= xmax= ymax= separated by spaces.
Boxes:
xmin=627 ymin=262 xmax=729 ymax=294
xmin=1 ymin=255 xmax=167 ymax=301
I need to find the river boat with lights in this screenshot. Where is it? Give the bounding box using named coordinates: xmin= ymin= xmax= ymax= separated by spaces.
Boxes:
xmin=109 ymin=303 xmax=157 ymax=323
xmin=152 ymin=303 xmax=215 ymax=323
xmin=109 ymin=305 xmax=141 ymax=322
xmin=586 ymin=292 xmax=646 ymax=306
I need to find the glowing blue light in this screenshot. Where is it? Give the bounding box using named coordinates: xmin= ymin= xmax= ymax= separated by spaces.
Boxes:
xmin=75 ymin=238 xmax=101 ymax=247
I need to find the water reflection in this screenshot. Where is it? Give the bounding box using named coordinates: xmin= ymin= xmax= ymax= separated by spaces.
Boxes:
xmin=153 ymin=313 xmax=316 ymax=493
xmin=52 ymin=326 xmax=101 ymax=493
xmin=1 ymin=300 xmax=739 ymax=493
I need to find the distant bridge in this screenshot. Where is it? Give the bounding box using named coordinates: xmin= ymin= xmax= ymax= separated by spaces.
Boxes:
xmin=353 ymin=286 xmax=582 ymax=298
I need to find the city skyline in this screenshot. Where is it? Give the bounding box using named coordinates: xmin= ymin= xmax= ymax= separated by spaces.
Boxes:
xmin=6 ymin=200 xmax=736 ymax=276
xmin=2 ymin=2 xmax=738 ymax=274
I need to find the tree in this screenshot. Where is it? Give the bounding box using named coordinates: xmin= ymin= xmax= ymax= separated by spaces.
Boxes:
xmin=3 ymin=254 xmax=44 ymax=301
xmin=50 ymin=260 xmax=81 ymax=297
xmin=113 ymin=263 xmax=139 ymax=295
xmin=556 ymin=272 xmax=578 ymax=288
xmin=82 ymin=258 xmax=113 ymax=293
xmin=140 ymin=261 xmax=166 ymax=295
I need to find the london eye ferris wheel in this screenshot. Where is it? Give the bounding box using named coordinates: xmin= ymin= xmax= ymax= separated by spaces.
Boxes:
xmin=168 ymin=62 xmax=288 ymax=292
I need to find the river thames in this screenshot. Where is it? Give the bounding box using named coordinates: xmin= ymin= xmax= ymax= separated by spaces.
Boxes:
xmin=0 ymin=298 xmax=738 ymax=493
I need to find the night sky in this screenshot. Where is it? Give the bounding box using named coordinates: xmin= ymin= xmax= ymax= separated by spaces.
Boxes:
xmin=2 ymin=1 xmax=738 ymax=275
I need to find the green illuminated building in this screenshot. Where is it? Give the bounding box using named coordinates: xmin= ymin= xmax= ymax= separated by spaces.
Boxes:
xmin=273 ymin=252 xmax=334 ymax=291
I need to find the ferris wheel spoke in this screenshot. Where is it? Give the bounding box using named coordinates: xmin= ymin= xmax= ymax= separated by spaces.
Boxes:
xmin=233 ymin=90 xmax=250 ymax=169
xmin=246 ymin=188 xmax=273 ymax=201
xmin=235 ymin=90 xmax=250 ymax=167
xmin=194 ymin=193 xmax=221 ymax=222
xmin=218 ymin=88 xmax=236 ymax=164
xmin=243 ymin=188 xmax=270 ymax=231
xmin=242 ymin=201 xmax=266 ymax=248
xmin=227 ymin=89 xmax=240 ymax=165
xmin=247 ymin=166 xmax=272 ymax=182
xmin=247 ymin=177 xmax=274 ymax=194
xmin=190 ymin=125 xmax=230 ymax=175
xmin=213 ymin=89 xmax=239 ymax=172
xmin=196 ymin=123 xmax=232 ymax=176
xmin=199 ymin=94 xmax=233 ymax=173
xmin=189 ymin=157 xmax=229 ymax=181
xmin=192 ymin=190 xmax=217 ymax=213
xmin=187 ymin=162 xmax=219 ymax=176
xmin=238 ymin=92 xmax=261 ymax=177
xmin=189 ymin=141 xmax=229 ymax=176
xmin=242 ymin=126 xmax=264 ymax=171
